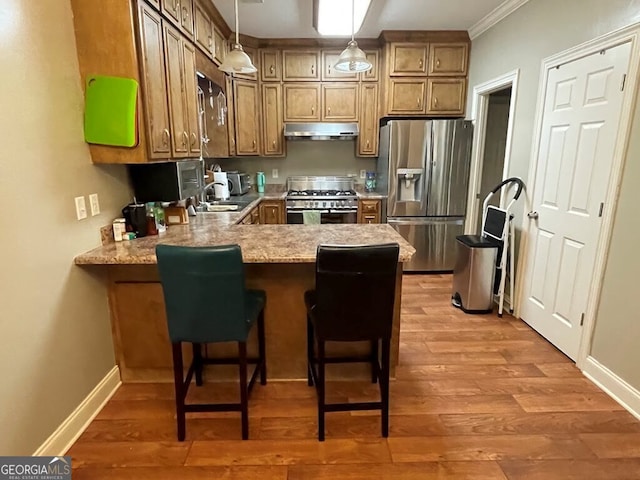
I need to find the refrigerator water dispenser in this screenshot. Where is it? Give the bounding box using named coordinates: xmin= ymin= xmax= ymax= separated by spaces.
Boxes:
xmin=396 ymin=168 xmax=424 ymax=202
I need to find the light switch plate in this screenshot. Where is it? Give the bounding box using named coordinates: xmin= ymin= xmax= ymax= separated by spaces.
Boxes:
xmin=75 ymin=196 xmax=87 ymax=220
xmin=272 ymin=168 xmax=279 ymax=179
xmin=360 ymin=169 xmax=367 ymax=179
xmin=89 ymin=193 xmax=100 ymax=216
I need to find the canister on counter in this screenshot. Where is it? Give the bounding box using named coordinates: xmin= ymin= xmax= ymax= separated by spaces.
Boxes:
xmin=112 ymin=218 xmax=126 ymax=242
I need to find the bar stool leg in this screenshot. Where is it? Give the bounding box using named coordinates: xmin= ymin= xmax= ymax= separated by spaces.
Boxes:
xmin=238 ymin=341 xmax=249 ymax=440
xmin=257 ymin=309 xmax=267 ymax=385
xmin=380 ymin=338 xmax=391 ymax=438
xmin=192 ymin=342 xmax=203 ymax=386
xmin=307 ymin=316 xmax=314 ymax=387
xmin=171 ymin=342 xmax=186 ymax=441
xmin=317 ymin=340 xmax=326 ymax=441
xmin=370 ymin=339 xmax=379 ymax=384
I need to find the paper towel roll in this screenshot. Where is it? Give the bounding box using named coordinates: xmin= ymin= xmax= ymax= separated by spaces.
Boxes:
xmin=213 ymin=172 xmax=230 ymax=200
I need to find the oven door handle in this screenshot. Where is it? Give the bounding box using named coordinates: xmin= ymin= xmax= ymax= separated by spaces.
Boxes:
xmin=329 ymin=209 xmax=357 ymax=214
xmin=287 ymin=209 xmax=330 ymax=214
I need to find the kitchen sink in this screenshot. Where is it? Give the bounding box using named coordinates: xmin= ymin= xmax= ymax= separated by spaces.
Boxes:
xmin=196 ymin=195 xmax=258 ymax=213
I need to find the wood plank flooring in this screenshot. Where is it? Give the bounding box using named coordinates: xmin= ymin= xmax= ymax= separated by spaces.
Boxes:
xmin=66 ymin=274 xmax=640 ymax=479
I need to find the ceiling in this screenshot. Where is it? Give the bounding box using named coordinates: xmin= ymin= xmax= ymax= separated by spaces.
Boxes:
xmin=211 ymin=0 xmax=509 ymax=39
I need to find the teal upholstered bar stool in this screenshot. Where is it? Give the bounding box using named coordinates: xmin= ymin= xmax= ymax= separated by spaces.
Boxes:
xmin=156 ymin=244 xmax=267 ymax=441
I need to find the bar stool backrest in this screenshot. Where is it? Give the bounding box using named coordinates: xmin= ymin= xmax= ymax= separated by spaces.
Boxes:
xmin=313 ymin=243 xmax=400 ymax=342
xmin=156 ymin=244 xmax=249 ymax=343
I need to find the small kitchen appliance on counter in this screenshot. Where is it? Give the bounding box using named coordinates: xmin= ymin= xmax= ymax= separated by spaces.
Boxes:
xmin=285 ymin=176 xmax=358 ymax=224
xmin=227 ymin=171 xmax=251 ymax=196
xmin=122 ymin=202 xmax=148 ymax=237
xmin=128 ymin=159 xmax=204 ymax=203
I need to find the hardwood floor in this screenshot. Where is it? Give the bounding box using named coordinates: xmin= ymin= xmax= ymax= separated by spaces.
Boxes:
xmin=66 ymin=274 xmax=640 ymax=479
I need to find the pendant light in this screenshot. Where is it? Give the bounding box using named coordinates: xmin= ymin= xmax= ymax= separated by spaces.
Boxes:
xmin=333 ymin=0 xmax=372 ymax=73
xmin=219 ymin=0 xmax=257 ymax=75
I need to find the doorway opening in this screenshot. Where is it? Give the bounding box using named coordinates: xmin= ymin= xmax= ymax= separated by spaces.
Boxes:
xmin=466 ymin=70 xmax=519 ymax=235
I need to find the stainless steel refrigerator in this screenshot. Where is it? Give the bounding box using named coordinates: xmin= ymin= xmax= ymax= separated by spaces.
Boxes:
xmin=377 ymin=119 xmax=473 ymax=272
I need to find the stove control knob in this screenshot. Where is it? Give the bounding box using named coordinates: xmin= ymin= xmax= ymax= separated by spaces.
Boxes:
xmin=314 ymin=201 xmax=318 ymax=208
xmin=331 ymin=201 xmax=335 ymax=208
xmin=322 ymin=201 xmax=327 ymax=208
xmin=340 ymin=200 xmax=346 ymax=207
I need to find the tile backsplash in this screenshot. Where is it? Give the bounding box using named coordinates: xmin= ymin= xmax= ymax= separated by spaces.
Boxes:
xmin=209 ymin=141 xmax=377 ymax=185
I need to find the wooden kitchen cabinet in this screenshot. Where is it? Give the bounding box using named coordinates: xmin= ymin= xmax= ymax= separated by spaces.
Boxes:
xmin=260 ymin=200 xmax=285 ymax=224
xmin=161 ymin=0 xmax=194 ymax=38
xmin=240 ymin=206 xmax=260 ymax=224
xmin=283 ymin=84 xmax=321 ymax=121
xmin=283 ymin=50 xmax=320 ymax=81
xmin=321 ymin=50 xmax=358 ymax=81
xmin=164 ymin=23 xmax=191 ymax=157
xmin=387 ymin=78 xmax=427 ymax=115
xmin=260 ymin=49 xmax=281 ymax=82
xmin=233 ymin=80 xmax=260 ymax=155
xmin=213 ymin=26 xmax=226 ymax=65
xmin=426 ymin=78 xmax=466 ymax=115
xmin=137 ymin=4 xmax=171 ymax=158
xmin=261 ymin=84 xmax=284 ymax=156
xmin=361 ymin=50 xmax=380 ymax=81
xmin=358 ymin=199 xmax=381 ymax=224
xmin=147 ymin=0 xmax=160 ymax=9
xmin=160 ymin=0 xmax=180 ymax=28
xmin=389 ymin=43 xmax=429 ymax=76
xmin=182 ymin=41 xmax=200 ymax=156
xmin=428 ymin=43 xmax=468 ymax=76
xmin=322 ymin=83 xmax=359 ymax=121
xmin=358 ymin=83 xmax=379 ymax=156
xmin=232 ymin=46 xmax=258 ymax=80
xmin=194 ymin=1 xmax=213 ymax=57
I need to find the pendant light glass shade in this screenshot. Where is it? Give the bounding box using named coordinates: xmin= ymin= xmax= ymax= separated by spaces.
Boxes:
xmin=334 ymin=40 xmax=371 ymax=72
xmin=333 ymin=0 xmax=372 ymax=73
xmin=219 ymin=0 xmax=257 ymax=75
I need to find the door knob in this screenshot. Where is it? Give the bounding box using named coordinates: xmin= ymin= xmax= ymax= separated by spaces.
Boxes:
xmin=528 ymin=211 xmax=539 ymax=219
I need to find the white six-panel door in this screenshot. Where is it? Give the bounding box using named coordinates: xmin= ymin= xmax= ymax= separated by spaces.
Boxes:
xmin=521 ymin=42 xmax=631 ymax=360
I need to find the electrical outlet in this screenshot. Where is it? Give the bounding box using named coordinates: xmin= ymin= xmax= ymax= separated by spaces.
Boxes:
xmin=89 ymin=193 xmax=100 ymax=216
xmin=74 ymin=196 xmax=87 ymax=220
xmin=360 ymin=169 xmax=367 ymax=179
xmin=272 ymin=168 xmax=279 ymax=179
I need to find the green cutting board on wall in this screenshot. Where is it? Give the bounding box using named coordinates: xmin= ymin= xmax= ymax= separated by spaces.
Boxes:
xmin=84 ymin=75 xmax=138 ymax=147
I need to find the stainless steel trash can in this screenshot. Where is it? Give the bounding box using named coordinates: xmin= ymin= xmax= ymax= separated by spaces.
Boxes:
xmin=451 ymin=235 xmax=499 ymax=314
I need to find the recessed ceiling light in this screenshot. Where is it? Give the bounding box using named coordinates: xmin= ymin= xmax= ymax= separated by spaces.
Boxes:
xmin=315 ymin=0 xmax=372 ymax=36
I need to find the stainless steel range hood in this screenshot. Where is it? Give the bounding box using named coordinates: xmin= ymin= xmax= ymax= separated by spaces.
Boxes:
xmin=284 ymin=122 xmax=359 ymax=140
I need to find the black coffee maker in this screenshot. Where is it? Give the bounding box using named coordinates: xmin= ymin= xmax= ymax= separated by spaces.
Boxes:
xmin=122 ymin=203 xmax=148 ymax=238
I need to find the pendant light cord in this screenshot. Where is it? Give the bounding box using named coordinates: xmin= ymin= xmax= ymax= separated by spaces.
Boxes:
xmin=351 ymin=0 xmax=355 ymax=42
xmin=234 ymin=0 xmax=239 ymax=46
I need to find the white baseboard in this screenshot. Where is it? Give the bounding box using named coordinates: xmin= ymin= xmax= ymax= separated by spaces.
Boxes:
xmin=583 ymin=356 xmax=640 ymax=421
xmin=33 ymin=366 xmax=121 ymax=456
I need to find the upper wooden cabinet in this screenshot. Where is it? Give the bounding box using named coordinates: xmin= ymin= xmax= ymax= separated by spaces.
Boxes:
xmin=322 ymin=84 xmax=359 ymax=121
xmin=283 ymin=84 xmax=321 ymax=121
xmin=358 ymin=83 xmax=379 ymax=157
xmin=182 ymin=41 xmax=200 ymax=156
xmin=213 ymin=26 xmax=226 ymax=65
xmin=389 ymin=43 xmax=428 ymax=76
xmin=160 ymin=0 xmax=180 ymax=27
xmin=147 ymin=0 xmax=160 ymax=9
xmin=232 ymin=46 xmax=258 ymax=80
xmin=194 ymin=1 xmax=213 ymax=57
xmin=233 ymin=80 xmax=260 ymax=155
xmin=361 ymin=50 xmax=379 ymax=82
xmin=426 ymin=78 xmax=466 ymax=116
xmin=387 ymin=79 xmax=427 ymax=115
xmin=428 ymin=43 xmax=468 ymax=76
xmin=260 ymin=49 xmax=281 ymax=82
xmin=138 ymin=4 xmax=171 ymax=158
xmin=283 ymin=50 xmax=320 ymax=81
xmin=161 ymin=0 xmax=194 ymax=38
xmin=321 ymin=50 xmax=358 ymax=81
xmin=261 ymin=83 xmax=284 ymax=156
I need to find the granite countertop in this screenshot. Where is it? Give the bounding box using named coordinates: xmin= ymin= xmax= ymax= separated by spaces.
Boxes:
xmin=357 ymin=191 xmax=387 ymax=200
xmin=76 ymin=195 xmax=415 ymax=265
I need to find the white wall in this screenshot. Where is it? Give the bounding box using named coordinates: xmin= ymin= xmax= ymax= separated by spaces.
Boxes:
xmin=468 ymin=0 xmax=640 ymax=389
xmin=0 ymin=0 xmax=131 ymax=454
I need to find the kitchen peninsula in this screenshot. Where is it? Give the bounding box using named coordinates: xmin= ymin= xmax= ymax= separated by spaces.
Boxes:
xmin=75 ymin=197 xmax=415 ymax=383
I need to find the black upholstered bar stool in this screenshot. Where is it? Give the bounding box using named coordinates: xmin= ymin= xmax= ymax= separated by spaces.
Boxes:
xmin=156 ymin=244 xmax=267 ymax=441
xmin=305 ymin=243 xmax=400 ymax=441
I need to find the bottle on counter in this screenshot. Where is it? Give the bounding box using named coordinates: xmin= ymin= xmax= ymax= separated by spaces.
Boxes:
xmin=146 ymin=202 xmax=158 ymax=235
xmin=154 ymin=202 xmax=166 ymax=233
xmin=112 ymin=218 xmax=126 ymax=242
xmin=365 ymin=171 xmax=376 ymax=192
xmin=256 ymin=171 xmax=265 ymax=193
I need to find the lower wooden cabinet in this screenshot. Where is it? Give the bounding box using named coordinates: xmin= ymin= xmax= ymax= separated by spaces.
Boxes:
xmin=358 ymin=199 xmax=381 ymax=224
xmin=426 ymin=78 xmax=466 ymax=115
xmin=240 ymin=206 xmax=261 ymax=224
xmin=260 ymin=200 xmax=285 ymax=224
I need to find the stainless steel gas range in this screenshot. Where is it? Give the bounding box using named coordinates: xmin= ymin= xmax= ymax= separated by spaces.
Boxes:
xmin=285 ymin=176 xmax=358 ymax=224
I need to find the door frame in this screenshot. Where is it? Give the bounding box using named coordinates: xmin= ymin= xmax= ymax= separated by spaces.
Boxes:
xmin=515 ymin=23 xmax=640 ymax=369
xmin=465 ymin=69 xmax=520 ymax=234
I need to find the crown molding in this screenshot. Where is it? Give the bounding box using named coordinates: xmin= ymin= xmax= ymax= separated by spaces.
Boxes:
xmin=468 ymin=0 xmax=531 ymax=40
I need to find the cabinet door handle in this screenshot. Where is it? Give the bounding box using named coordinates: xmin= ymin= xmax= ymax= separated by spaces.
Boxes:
xmin=419 ymin=58 xmax=423 ymax=68
xmin=311 ymin=64 xmax=315 ymax=75
xmin=311 ymin=106 xmax=315 ymax=115
xmin=417 ymin=97 xmax=421 ymax=108
xmin=175 ymin=1 xmax=180 ymax=14
xmin=208 ymin=36 xmax=213 ymax=48
xmin=327 ymin=106 xmax=331 ymax=115
xmin=182 ymin=131 xmax=188 ymax=147
xmin=190 ymin=132 xmax=197 ymax=147
xmin=328 ymin=64 xmax=331 ymax=75
xmin=436 ymin=58 xmax=441 ymax=68
xmin=366 ymin=140 xmax=370 ymax=148
xmin=162 ymin=128 xmax=170 ymax=146
xmin=272 ymin=139 xmax=276 ymax=148
xmin=182 ymin=6 xmax=189 ymax=22
xmin=252 ymin=139 xmax=256 ymax=149
xmin=434 ymin=97 xmax=439 ymax=107
xmin=270 ymin=65 xmax=274 ymax=74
